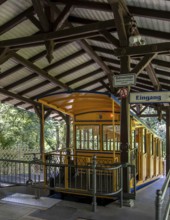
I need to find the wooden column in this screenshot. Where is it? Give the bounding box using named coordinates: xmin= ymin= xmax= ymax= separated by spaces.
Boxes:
xmin=109 ymin=0 xmax=131 ymax=193
xmin=166 ymin=106 xmax=170 ymax=175
xmin=40 ymin=105 xmax=45 ymax=161
xmin=34 ymin=105 xmax=52 ymax=161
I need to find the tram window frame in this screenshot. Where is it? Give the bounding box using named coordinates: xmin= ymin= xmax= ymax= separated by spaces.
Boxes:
xmin=150 ymin=134 xmax=153 ymax=155
xmin=156 ymin=139 xmax=159 ymax=157
xmin=102 ymin=125 xmax=120 ymax=151
xmin=143 ymin=129 xmax=147 ymax=154
xmin=75 ymin=125 xmax=100 ymax=150
xmin=131 ymin=130 xmax=136 ymax=149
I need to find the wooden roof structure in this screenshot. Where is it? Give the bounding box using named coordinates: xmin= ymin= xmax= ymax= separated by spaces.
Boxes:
xmin=0 ymin=0 xmax=170 ymax=120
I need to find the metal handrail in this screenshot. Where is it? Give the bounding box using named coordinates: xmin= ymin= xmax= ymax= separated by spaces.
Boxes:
xmin=0 ymin=156 xmax=124 ymax=212
xmin=155 ymin=170 xmax=170 ymax=220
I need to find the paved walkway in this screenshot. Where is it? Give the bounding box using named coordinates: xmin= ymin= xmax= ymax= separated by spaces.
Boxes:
xmin=0 ymin=177 xmax=165 ymax=220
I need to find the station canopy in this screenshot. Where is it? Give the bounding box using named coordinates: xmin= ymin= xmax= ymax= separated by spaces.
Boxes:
xmin=0 ymin=0 xmax=169 ymax=120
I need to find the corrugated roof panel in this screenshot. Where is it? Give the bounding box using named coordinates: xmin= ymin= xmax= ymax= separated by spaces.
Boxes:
xmin=0 ymin=59 xmax=18 ymax=72
xmin=72 ymin=7 xmax=113 ymax=21
xmin=143 ymin=36 xmax=167 ymax=45
xmin=71 ymin=74 xmax=105 ymax=89
xmin=17 ymin=45 xmax=46 ymax=60
xmin=61 ymin=64 xmax=102 ymax=83
xmin=126 ymin=0 xmax=170 ymax=11
xmin=34 ymin=42 xmax=80 ymax=69
xmin=96 ymin=51 xmax=116 ymax=60
xmin=0 ymin=94 xmax=8 ymax=100
xmin=87 ymin=39 xmax=115 ymax=50
xmin=135 ymin=17 xmax=170 ymax=33
xmin=97 ymin=88 xmax=107 ymax=92
xmin=0 ymin=68 xmax=32 ymax=87
xmin=0 ymin=19 xmax=39 ymax=40
xmin=10 ymin=77 xmax=45 ymax=94
xmin=62 ymin=67 xmax=104 ymax=84
xmin=0 ymin=0 xmax=32 ymax=26
xmin=78 ymin=82 xmax=103 ymax=91
xmin=23 ymin=83 xmax=57 ymax=98
xmin=156 ymin=54 xmax=170 ymax=63
xmin=49 ymin=54 xmax=91 ymax=77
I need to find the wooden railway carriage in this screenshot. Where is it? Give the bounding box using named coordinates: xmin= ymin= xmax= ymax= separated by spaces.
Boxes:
xmin=38 ymin=91 xmax=163 ymax=191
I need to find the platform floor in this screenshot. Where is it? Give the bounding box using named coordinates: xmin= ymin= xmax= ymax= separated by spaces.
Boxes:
xmin=0 ymin=177 xmax=166 ymax=220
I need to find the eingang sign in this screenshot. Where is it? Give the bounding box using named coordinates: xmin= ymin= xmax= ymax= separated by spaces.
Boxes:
xmin=130 ymin=91 xmax=170 ymax=104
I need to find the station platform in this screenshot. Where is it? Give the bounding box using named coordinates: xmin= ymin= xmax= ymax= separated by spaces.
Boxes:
xmin=0 ymin=177 xmax=165 ymax=220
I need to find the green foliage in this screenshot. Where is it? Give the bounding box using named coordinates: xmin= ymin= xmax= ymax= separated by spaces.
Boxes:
xmin=0 ymin=103 xmax=63 ymax=151
xmin=141 ymin=107 xmax=166 ymax=157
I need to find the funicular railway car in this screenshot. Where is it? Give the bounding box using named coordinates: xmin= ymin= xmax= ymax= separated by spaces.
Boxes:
xmin=38 ymin=91 xmax=163 ymax=197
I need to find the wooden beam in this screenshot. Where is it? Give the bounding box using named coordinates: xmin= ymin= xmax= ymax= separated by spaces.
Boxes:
xmin=10 ymin=52 xmax=69 ymax=90
xmin=109 ymin=0 xmax=131 ymax=195
xmin=1 ymin=60 xmax=95 ymax=103
xmin=67 ymin=68 xmax=102 ymax=86
xmin=100 ymin=80 xmax=112 ymax=92
xmin=75 ymin=76 xmax=108 ymax=90
xmin=0 ymin=43 xmax=67 ymax=80
xmin=53 ymin=4 xmax=75 ymax=30
xmin=77 ymin=39 xmax=114 ymax=91
xmin=56 ymin=60 xmax=95 ymax=79
xmin=0 ymin=87 xmax=38 ymax=106
xmin=139 ymin=28 xmax=170 ymax=41
xmin=114 ymin=42 xmax=170 ymax=56
xmin=27 ymin=15 xmax=43 ymax=31
xmin=100 ymin=30 xmax=119 ymax=47
xmin=137 ymin=114 xmax=166 ymax=118
xmin=51 ymin=0 xmax=170 ymax=21
xmin=131 ymin=53 xmax=157 ymax=75
xmin=0 ymin=53 xmax=11 ymax=65
xmin=4 ymin=73 xmax=37 ymax=90
xmin=0 ymin=20 xmax=115 ymax=47
xmin=0 ymin=6 xmax=34 ymax=35
xmin=145 ymin=64 xmax=161 ymax=90
xmin=0 ymin=0 xmax=6 ymax=5
xmin=32 ymin=0 xmax=50 ymax=31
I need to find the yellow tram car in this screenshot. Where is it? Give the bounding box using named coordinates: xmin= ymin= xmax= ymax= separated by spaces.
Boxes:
xmin=39 ymin=91 xmax=164 ymax=193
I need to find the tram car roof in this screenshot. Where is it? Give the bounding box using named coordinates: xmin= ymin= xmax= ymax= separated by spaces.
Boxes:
xmin=38 ymin=91 xmax=161 ymax=139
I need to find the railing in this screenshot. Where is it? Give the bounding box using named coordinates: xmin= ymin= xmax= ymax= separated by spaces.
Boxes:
xmin=0 ymin=156 xmax=124 ymax=212
xmin=155 ymin=170 xmax=170 ymax=220
xmin=0 ymin=158 xmax=44 ymax=185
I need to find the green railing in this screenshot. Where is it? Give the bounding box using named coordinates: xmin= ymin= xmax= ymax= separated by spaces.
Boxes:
xmin=155 ymin=171 xmax=170 ymax=220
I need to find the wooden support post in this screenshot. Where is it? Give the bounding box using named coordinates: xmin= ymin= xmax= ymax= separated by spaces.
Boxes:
xmin=109 ymin=0 xmax=131 ymax=194
xmin=166 ymin=106 xmax=170 ymax=175
xmin=34 ymin=105 xmax=52 ymax=184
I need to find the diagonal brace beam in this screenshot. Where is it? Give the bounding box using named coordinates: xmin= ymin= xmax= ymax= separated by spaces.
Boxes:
xmin=130 ymin=53 xmax=157 ymax=76
xmin=10 ymin=52 xmax=69 ymax=90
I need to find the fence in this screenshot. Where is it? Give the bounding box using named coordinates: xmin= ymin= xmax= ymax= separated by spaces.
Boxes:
xmin=155 ymin=170 xmax=170 ymax=220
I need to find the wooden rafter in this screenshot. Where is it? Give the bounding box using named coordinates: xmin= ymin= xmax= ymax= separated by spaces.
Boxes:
xmin=114 ymin=42 xmax=170 ymax=56
xmin=10 ymin=52 xmax=69 ymax=90
xmin=53 ymin=4 xmax=75 ymax=30
xmin=0 ymin=6 xmax=34 ymax=35
xmin=0 ymin=87 xmax=38 ymax=106
xmin=0 ymin=43 xmax=67 ymax=80
xmin=50 ymin=0 xmax=170 ymax=21
xmin=77 ymin=39 xmax=114 ymax=91
xmin=130 ymin=53 xmax=157 ymax=76
xmin=0 ymin=20 xmax=115 ymax=47
xmin=100 ymin=30 xmax=119 ymax=47
xmin=32 ymin=0 xmax=50 ymax=31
